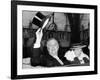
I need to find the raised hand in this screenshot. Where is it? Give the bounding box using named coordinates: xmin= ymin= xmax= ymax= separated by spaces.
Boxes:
xmin=35 ymin=28 xmax=43 ymax=43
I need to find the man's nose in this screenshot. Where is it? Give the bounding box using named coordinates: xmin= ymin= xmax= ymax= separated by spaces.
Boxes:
xmin=52 ymin=47 xmax=57 ymax=51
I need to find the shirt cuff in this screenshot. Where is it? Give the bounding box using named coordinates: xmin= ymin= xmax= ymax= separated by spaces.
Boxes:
xmin=33 ymin=43 xmax=41 ymax=48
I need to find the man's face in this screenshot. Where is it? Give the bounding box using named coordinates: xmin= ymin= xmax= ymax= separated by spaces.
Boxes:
xmin=47 ymin=39 xmax=59 ymax=56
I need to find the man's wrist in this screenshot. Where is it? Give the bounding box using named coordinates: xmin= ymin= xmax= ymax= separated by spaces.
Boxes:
xmin=33 ymin=42 xmax=41 ymax=48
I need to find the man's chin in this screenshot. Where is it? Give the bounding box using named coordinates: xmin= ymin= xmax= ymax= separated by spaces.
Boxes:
xmin=49 ymin=52 xmax=58 ymax=56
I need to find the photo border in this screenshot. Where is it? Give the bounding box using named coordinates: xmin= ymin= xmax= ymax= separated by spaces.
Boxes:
xmin=11 ymin=1 xmax=97 ymax=79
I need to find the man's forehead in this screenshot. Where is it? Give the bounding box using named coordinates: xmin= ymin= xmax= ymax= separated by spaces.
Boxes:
xmin=47 ymin=39 xmax=58 ymax=46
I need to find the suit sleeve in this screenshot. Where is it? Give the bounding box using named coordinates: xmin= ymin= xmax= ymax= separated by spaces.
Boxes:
xmin=30 ymin=47 xmax=42 ymax=66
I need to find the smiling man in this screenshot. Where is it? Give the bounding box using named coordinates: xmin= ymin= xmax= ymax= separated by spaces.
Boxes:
xmin=30 ymin=28 xmax=70 ymax=67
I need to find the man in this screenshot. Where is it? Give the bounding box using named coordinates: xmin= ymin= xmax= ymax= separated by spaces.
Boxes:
xmin=30 ymin=28 xmax=70 ymax=67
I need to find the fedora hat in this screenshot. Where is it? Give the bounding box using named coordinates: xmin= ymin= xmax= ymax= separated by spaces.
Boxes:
xmin=32 ymin=12 xmax=50 ymax=29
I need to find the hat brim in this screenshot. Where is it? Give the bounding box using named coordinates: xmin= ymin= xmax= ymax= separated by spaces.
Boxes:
xmin=70 ymin=45 xmax=86 ymax=49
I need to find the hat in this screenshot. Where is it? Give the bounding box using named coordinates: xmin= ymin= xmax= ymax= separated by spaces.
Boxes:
xmin=70 ymin=43 xmax=86 ymax=49
xmin=70 ymin=45 xmax=86 ymax=49
xmin=32 ymin=12 xmax=50 ymax=28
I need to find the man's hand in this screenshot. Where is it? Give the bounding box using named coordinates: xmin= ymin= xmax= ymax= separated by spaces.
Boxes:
xmin=33 ymin=17 xmax=50 ymax=48
xmin=34 ymin=28 xmax=43 ymax=48
xmin=36 ymin=28 xmax=43 ymax=43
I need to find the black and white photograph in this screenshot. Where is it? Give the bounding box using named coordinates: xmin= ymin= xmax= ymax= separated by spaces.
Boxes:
xmin=22 ymin=11 xmax=90 ymax=68
xmin=11 ymin=1 xmax=97 ymax=79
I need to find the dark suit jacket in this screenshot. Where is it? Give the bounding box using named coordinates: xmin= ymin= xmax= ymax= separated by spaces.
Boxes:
xmin=30 ymin=47 xmax=71 ymax=67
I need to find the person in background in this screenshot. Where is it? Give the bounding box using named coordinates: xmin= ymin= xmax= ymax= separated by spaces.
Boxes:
xmin=64 ymin=47 xmax=89 ymax=65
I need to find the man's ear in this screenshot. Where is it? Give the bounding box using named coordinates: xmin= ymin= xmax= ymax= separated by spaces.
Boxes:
xmin=57 ymin=45 xmax=59 ymax=49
